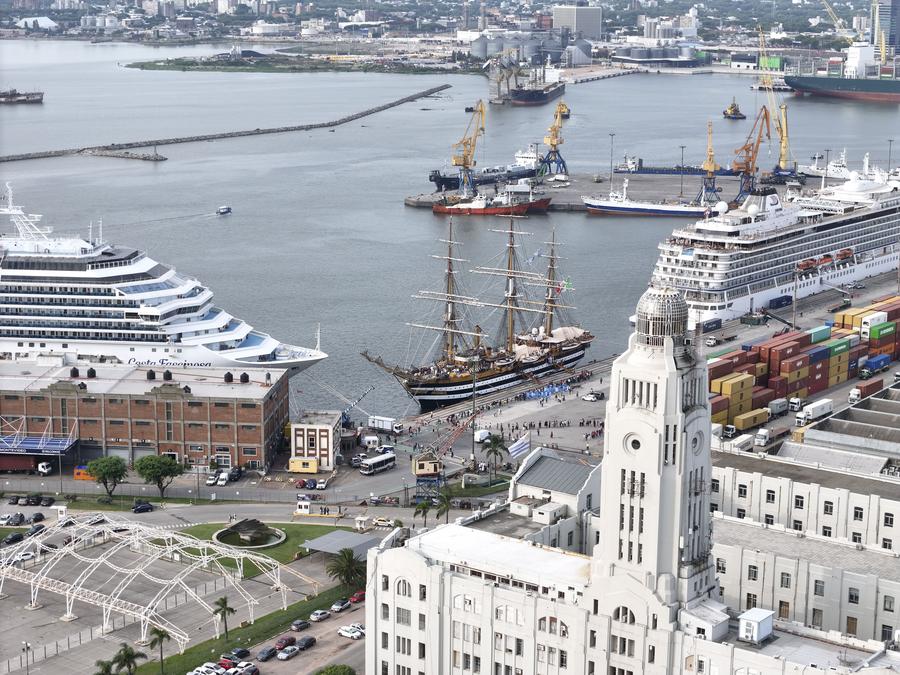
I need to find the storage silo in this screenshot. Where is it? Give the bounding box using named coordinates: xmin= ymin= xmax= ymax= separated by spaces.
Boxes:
xmin=469 ymin=36 xmax=488 ymax=60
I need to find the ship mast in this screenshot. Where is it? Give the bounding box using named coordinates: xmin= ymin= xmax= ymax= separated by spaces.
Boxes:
xmin=438 ymin=220 xmax=464 ymax=359
xmin=542 ymin=229 xmax=558 ymax=335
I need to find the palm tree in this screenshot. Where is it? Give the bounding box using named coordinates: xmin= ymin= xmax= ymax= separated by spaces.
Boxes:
xmin=413 ymin=499 xmax=431 ymax=527
xmin=148 ymin=626 xmax=171 ymax=675
xmin=213 ymin=596 xmax=237 ymax=640
xmin=94 ymin=660 xmax=114 ymax=675
xmin=111 ymin=642 xmax=147 ymax=675
xmin=325 ymin=547 xmax=366 ymax=590
xmin=434 ymin=488 xmax=453 ymax=524
xmin=484 ymin=436 xmax=508 ymax=486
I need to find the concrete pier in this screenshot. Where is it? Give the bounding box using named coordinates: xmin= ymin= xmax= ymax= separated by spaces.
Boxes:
xmin=0 ymin=84 xmax=452 ymax=164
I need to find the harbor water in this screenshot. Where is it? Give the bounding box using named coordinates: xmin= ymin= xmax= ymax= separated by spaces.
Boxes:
xmin=1 ymin=40 xmax=895 ymax=417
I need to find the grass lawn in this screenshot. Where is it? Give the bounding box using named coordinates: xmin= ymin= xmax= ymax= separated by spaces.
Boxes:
xmin=134 ymin=585 xmax=347 ymax=675
xmin=448 ymin=474 xmax=512 ymax=498
xmin=177 ymin=523 xmax=350 ymax=577
xmin=0 ymin=526 xmax=26 ymax=540
xmin=1 ymin=492 xmax=240 ymax=512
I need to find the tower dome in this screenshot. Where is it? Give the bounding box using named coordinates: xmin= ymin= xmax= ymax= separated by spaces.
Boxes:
xmin=634 ymin=285 xmax=689 ymax=346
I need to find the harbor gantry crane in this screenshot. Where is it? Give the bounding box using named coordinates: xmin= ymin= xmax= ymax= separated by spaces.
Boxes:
xmin=819 ymin=0 xmax=854 ymax=36
xmin=758 ymin=28 xmax=801 ymax=183
xmin=538 ymin=101 xmax=570 ymax=176
xmin=451 ymin=100 xmax=486 ymax=197
xmin=732 ymin=105 xmax=771 ymax=201
xmin=697 ymin=121 xmax=722 ymax=204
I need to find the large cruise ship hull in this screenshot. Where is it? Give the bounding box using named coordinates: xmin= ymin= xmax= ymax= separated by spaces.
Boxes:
xmin=399 ymin=344 xmax=588 ymax=411
xmin=0 ymin=339 xmax=327 ymax=373
xmin=784 ymin=75 xmax=900 ymax=103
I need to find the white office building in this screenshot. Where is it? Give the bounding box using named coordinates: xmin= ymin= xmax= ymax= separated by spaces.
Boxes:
xmin=366 ymin=286 xmax=900 ymax=675
xmin=551 ymin=5 xmax=603 ymax=39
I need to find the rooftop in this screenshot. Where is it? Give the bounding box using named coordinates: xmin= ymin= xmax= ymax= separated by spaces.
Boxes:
xmin=295 ymin=410 xmax=342 ymax=427
xmin=407 ymin=524 xmax=591 ymax=590
xmin=517 ymin=454 xmax=593 ymax=495
xmin=713 ymin=518 xmax=900 ymax=583
xmin=467 ymin=508 xmax=546 ymax=539
xmin=0 ymin=358 xmax=285 ymax=401
xmin=712 ymin=450 xmax=899 ymax=500
xmin=720 ymin=626 xmax=875 ymax=670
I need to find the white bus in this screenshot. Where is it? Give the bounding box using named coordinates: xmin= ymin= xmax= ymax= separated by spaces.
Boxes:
xmin=359 ymin=452 xmax=396 ymax=476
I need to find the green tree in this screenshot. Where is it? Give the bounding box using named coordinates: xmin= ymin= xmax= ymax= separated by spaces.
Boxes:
xmin=86 ymin=456 xmax=128 ymax=498
xmin=111 ymin=642 xmax=146 ymax=675
xmin=213 ymin=596 xmax=236 ymax=640
xmin=315 ymin=666 xmax=357 ymax=675
xmin=325 ymin=547 xmax=366 ymax=590
xmin=485 ymin=436 xmax=508 ymax=486
xmin=147 ymin=626 xmax=170 ymax=675
xmin=413 ymin=499 xmax=431 ymax=527
xmin=435 ymin=488 xmax=453 ymax=524
xmin=94 ymin=660 xmax=115 ymax=675
xmin=134 ymin=455 xmax=183 ymax=499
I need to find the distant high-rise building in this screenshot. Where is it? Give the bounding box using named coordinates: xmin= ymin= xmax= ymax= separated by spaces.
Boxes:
xmin=871 ymin=0 xmax=899 ymax=48
xmin=551 ymin=5 xmax=603 ymax=39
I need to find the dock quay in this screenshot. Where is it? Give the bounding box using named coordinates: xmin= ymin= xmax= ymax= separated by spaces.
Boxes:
xmin=79 ymin=148 xmax=168 ymax=161
xmin=406 ymin=172 xmax=747 ymax=213
xmin=0 ymin=84 xmax=452 ymax=164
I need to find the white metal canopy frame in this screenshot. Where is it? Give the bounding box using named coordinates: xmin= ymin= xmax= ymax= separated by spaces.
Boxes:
xmin=0 ymin=512 xmax=319 ymax=652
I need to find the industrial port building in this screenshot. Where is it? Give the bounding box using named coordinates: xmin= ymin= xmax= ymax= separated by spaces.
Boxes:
xmin=0 ymin=358 xmax=288 ymax=471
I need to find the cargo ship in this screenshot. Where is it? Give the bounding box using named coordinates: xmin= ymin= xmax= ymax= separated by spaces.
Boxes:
xmin=362 ymin=224 xmax=593 ymax=410
xmin=582 ymin=178 xmax=709 ymax=217
xmin=0 ymin=89 xmax=43 ymax=104
xmin=428 ymin=144 xmax=539 ymax=192
xmin=510 ymin=79 xmax=566 ymax=106
xmin=649 ymin=174 xmax=900 ymax=328
xmin=784 ymin=75 xmax=900 ymax=103
xmin=615 ymin=155 xmax=738 ymax=176
xmin=433 ymin=181 xmax=551 ymax=216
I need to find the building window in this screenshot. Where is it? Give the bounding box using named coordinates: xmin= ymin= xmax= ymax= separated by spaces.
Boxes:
xmin=852 ymin=532 xmax=862 ymax=544
xmin=736 ymin=508 xmax=746 ymax=519
xmin=397 ymin=579 xmax=411 ymax=597
xmin=824 ymin=501 xmax=834 ymax=515
xmin=747 ymin=565 xmax=758 ymax=581
xmin=419 ymin=584 xmax=427 ymax=601
xmin=765 ymin=514 xmax=774 ymax=525
xmin=853 ymin=506 xmax=864 ymax=521
xmin=849 ymin=588 xmax=860 ymax=605
xmin=780 ymin=572 xmax=791 ymax=589
xmin=559 ymin=650 xmax=567 ymax=668
xmin=418 ymin=642 xmax=425 ymax=659
xmin=381 ymin=604 xmax=389 ymax=620
xmin=648 ymin=645 xmax=655 ymax=663
xmin=882 ymin=625 xmax=895 ymax=642
xmin=738 ymin=484 xmax=747 ymax=498
xmin=794 ymin=495 xmax=804 ymax=510
xmin=885 ymin=596 xmax=895 ymax=613
xmin=778 ymin=601 xmax=790 ymax=620
xmin=746 ymin=593 xmax=758 ymax=609
xmin=792 ymin=520 xmax=803 ymax=531
xmin=847 ymin=616 xmax=858 ymax=636
xmin=419 ymin=613 xmax=426 ymax=630
xmin=710 ymin=502 xmax=718 ymax=512
xmin=822 ymin=526 xmax=832 ymax=537
xmin=716 ymin=558 xmax=726 ymax=574
xmin=711 ymin=479 xmax=719 ymax=493
xmin=589 ymin=630 xmax=596 ymax=648
xmin=766 ymin=489 xmax=775 ymax=504
xmin=883 ymin=538 xmax=893 ymax=550
xmin=382 ymin=575 xmax=389 ymax=591
xmin=814 ymin=580 xmax=825 ymax=596
xmin=886 ymin=513 xmax=894 ymax=528
xmin=812 ymin=608 xmax=823 ymax=629
xmin=397 ymin=607 xmax=411 ymax=626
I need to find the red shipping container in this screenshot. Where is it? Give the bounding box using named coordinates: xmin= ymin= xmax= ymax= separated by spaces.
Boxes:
xmin=719 ymin=350 xmax=748 ymax=368
xmin=848 ymin=366 xmax=859 ymax=379
xmin=735 ymin=364 xmax=757 ymax=378
xmin=771 ymin=342 xmax=799 ymax=359
xmin=779 ymin=354 xmax=810 ymax=374
xmin=787 ymin=376 xmax=808 ymax=394
xmin=752 ymin=388 xmax=776 ymax=408
xmin=769 ymin=375 xmax=788 ymax=398
xmin=708 ymin=360 xmax=733 ymax=381
xmin=709 ymin=395 xmax=729 ymax=414
xmin=811 ymin=360 xmax=828 ymax=374
xmin=808 ymin=377 xmax=828 ymax=395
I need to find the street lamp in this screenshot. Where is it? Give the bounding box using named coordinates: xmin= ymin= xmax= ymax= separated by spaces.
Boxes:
xmin=889 ymin=138 xmax=895 ymax=171
xmin=22 ymin=642 xmax=31 ymax=675
xmin=608 ymin=132 xmax=616 ymax=183
xmin=820 ymin=148 xmax=830 ymax=190
xmin=679 ymin=144 xmax=687 ymax=197
xmin=401 ymin=476 xmax=408 ymax=508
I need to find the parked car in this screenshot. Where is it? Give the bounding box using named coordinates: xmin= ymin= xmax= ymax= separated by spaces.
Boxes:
xmin=296 ymin=635 xmax=316 ymax=650
xmin=7 ymin=495 xmax=20 ymax=505
xmin=331 ymin=598 xmax=351 ymax=613
xmin=234 ymin=663 xmax=257 ymax=675
xmin=1 ymin=532 xmax=24 ymax=546
xmin=218 ymin=656 xmax=237 ymax=669
xmin=274 ymin=635 xmax=296 ymax=650
xmin=350 ymin=456 xmax=363 ymax=468
xmin=25 ymin=494 xmax=42 ymax=506
xmin=228 ymin=467 xmax=242 ymax=482
xmin=28 ymin=512 xmax=44 ymax=524
xmin=132 ymin=502 xmax=153 ymax=514
xmin=216 ymin=473 xmax=229 ymax=487
xmin=349 ymin=590 xmax=365 ymax=603
xmin=290 ymin=619 xmax=310 ymax=632
xmin=276 ymin=645 xmax=300 ymax=661
xmin=229 ymin=647 xmax=250 ymax=659
xmin=309 ymin=609 xmax=330 ymax=622
xmin=304 ymin=479 xmax=317 ymax=490
xmin=8 ymin=513 xmax=25 ymax=526
xmin=25 ymin=523 xmax=45 ymax=537
xmin=40 ymin=496 xmax=55 ymax=507
xmin=372 ymin=516 xmax=394 ymax=528
xmin=14 ymin=551 xmax=36 ymax=563
xmin=348 ymin=622 xmax=365 ymax=635
xmin=581 ymin=391 xmax=601 ymax=402
xmin=206 ymin=472 xmax=220 ymax=486
xmin=316 ymin=478 xmax=328 ymax=490
xmin=200 ymin=663 xmax=226 ymax=675
xmin=256 ymin=646 xmax=277 ymax=662
xmin=337 ymin=626 xmax=363 ymax=640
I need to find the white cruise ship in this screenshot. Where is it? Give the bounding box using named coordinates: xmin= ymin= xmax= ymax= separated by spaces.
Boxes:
xmin=0 ymin=187 xmax=327 ymax=371
xmin=650 ymin=175 xmax=900 ymax=327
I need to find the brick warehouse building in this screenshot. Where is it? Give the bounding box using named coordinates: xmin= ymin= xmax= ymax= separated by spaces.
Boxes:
xmin=0 ymin=359 xmax=289 ymax=471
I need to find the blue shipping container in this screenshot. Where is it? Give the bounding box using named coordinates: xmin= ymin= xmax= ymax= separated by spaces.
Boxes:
xmin=768 ymin=295 xmax=793 ymax=310
xmin=866 ymin=354 xmax=891 ymax=371
xmin=807 ymin=346 xmax=831 ymax=364
xmin=702 ymin=318 xmax=723 ymax=333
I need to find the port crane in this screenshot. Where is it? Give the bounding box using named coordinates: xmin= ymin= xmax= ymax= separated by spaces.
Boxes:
xmin=818 ymin=0 xmax=854 ymax=36
xmin=538 ymin=101 xmax=570 ymax=176
xmin=697 ymin=121 xmax=722 ymax=204
xmin=732 ymin=105 xmax=771 ymax=201
xmin=451 ymin=100 xmax=486 ymax=197
xmin=757 ymin=28 xmax=802 ymax=184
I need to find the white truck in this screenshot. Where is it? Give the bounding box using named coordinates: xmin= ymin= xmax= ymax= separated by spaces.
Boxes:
xmin=754 ymin=427 xmax=791 ymax=447
xmin=766 ymin=398 xmax=789 ymax=418
xmin=788 ymin=397 xmax=807 ymax=412
xmin=474 ymin=429 xmax=492 ymax=443
xmin=730 ymin=434 xmax=755 ymax=452
xmin=795 ymin=398 xmax=834 ymax=426
xmin=367 ymin=415 xmax=404 ymax=434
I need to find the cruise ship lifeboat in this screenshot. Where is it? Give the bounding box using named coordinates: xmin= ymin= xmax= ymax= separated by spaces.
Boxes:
xmin=836 ymin=248 xmax=853 ymax=260
xmin=817 ymin=254 xmax=834 ymax=266
xmin=797 ymin=259 xmax=817 ymax=271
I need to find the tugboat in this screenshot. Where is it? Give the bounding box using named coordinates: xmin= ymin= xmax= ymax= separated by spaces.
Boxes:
xmin=216 ymin=205 xmax=232 ymax=215
xmin=722 ymin=98 xmax=746 ymax=120
xmin=0 ymin=89 xmax=43 ymax=104
xmin=433 ymin=181 xmax=551 ymax=216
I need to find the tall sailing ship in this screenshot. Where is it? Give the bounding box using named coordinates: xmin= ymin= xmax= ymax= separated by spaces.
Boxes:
xmin=649 ymin=174 xmax=900 ymax=328
xmin=363 ymin=222 xmax=593 ymax=411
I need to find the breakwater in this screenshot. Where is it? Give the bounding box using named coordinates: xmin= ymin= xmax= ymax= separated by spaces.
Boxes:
xmin=0 ymin=84 xmax=451 ymax=163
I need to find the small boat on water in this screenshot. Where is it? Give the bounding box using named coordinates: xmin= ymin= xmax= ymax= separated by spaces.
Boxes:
xmin=216 ymin=205 xmax=232 ymax=215
xmin=582 ymin=178 xmax=709 ymax=217
xmin=433 ymin=181 xmax=551 ymax=216
xmin=722 ymin=98 xmax=746 ymax=120
xmin=0 ymin=89 xmax=43 ymax=104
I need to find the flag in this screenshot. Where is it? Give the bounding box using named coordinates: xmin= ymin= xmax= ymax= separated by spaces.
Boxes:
xmin=526 ymin=248 xmax=543 ymax=265
xmin=507 ymin=433 xmax=531 ymax=458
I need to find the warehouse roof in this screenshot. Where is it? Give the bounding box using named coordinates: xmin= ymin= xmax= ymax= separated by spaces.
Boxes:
xmin=302 ymin=530 xmax=382 ymax=559
xmin=517 ymin=455 xmax=593 ymax=495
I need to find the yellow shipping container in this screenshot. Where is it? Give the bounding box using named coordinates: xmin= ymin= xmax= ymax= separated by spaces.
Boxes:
xmin=729 ymin=400 xmax=752 ymax=418
xmin=721 ymin=373 xmax=754 ymax=395
xmin=795 ymin=388 xmax=808 ymax=399
xmin=791 ymin=427 xmax=806 ymax=443
xmin=839 ymin=308 xmax=867 ymax=328
xmin=853 ymin=308 xmax=881 ymax=329
xmin=288 ymin=457 xmax=319 ymax=474
xmin=754 ymin=362 xmax=768 ymax=377
xmin=828 ymin=361 xmax=848 ymax=377
xmin=834 ymin=351 xmax=850 ymax=364
xmin=711 ymin=411 xmax=728 ymax=425
xmin=785 ymin=366 xmax=809 ymax=384
xmin=827 ymin=372 xmax=849 ymax=387
xmin=726 ymin=389 xmax=752 ymax=405
xmin=711 ymin=373 xmax=742 ymax=394
xmin=733 ymin=408 xmax=769 ymax=430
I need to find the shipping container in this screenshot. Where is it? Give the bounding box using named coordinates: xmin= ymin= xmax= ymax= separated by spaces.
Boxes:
xmin=719 ymin=350 xmax=749 ymax=368
xmin=826 ymin=338 xmax=850 ymax=357
xmin=708 ymin=359 xmax=734 ymax=381
xmin=768 ymin=295 xmax=793 ymax=310
xmin=721 ymin=374 xmax=754 ymax=394
xmin=701 ymin=318 xmax=723 ymax=333
xmin=860 ymin=311 xmax=889 ymax=339
xmin=806 ymin=325 xmax=832 ymax=344
xmin=710 ymin=373 xmax=742 ymax=394
xmin=733 ymin=408 xmax=770 ymax=431
xmin=869 ymin=321 xmax=896 ymax=341
xmin=709 ymin=395 xmax=729 ymax=414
